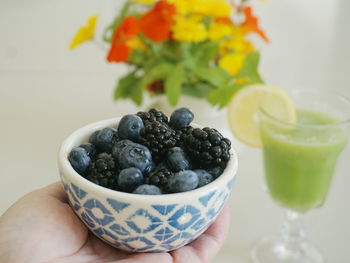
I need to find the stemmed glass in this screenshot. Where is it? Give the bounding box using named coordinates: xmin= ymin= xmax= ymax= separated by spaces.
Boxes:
xmin=251 ymin=90 xmax=350 ymax=263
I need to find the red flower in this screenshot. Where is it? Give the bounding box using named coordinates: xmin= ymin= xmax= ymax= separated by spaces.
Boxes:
xmin=147 ymin=80 xmax=164 ymax=93
xmin=139 ymin=1 xmax=176 ymax=42
xmin=107 ymin=16 xmax=140 ymax=62
xmin=242 ymin=6 xmax=269 ymax=43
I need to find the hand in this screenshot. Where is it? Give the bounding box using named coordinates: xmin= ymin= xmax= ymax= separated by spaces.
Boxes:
xmin=0 ymin=183 xmax=230 ymax=263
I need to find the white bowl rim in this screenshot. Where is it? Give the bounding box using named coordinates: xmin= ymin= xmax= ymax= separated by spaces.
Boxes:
xmin=58 ymin=117 xmax=238 ymax=201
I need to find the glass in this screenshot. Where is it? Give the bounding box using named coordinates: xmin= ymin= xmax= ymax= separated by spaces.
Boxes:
xmin=251 ymin=90 xmax=350 ymax=263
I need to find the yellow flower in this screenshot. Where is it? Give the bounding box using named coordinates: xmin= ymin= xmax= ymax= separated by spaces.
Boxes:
xmin=132 ymin=0 xmax=155 ymax=4
xmin=167 ymin=0 xmax=232 ymax=17
xmin=70 ymin=15 xmax=98 ymax=49
xmin=166 ymin=0 xmax=189 ymax=15
xmin=220 ymin=37 xmax=254 ymax=54
xmin=219 ymin=53 xmax=246 ymax=75
xmin=208 ymin=22 xmax=233 ymax=41
xmin=172 ymin=15 xmax=208 ymax=42
xmin=219 ymin=27 xmax=254 ymax=54
xmin=126 ymin=37 xmax=147 ymax=51
xmin=197 ymin=0 xmax=233 ymax=18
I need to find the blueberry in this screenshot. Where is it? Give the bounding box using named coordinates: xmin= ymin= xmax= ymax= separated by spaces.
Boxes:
xmin=194 ymin=169 xmax=213 ymax=187
xmin=96 ymin=128 xmax=118 ymax=153
xmin=206 ymin=166 xmax=224 ymax=178
xmin=133 ymin=184 xmax=162 ymax=195
xmin=118 ymin=143 xmax=153 ymax=173
xmin=118 ymin=115 xmax=144 ymax=142
xmin=79 ymin=143 xmax=96 ymax=157
xmin=68 ymin=147 xmax=91 ymax=175
xmin=112 ymin=139 xmax=136 ymax=160
xmin=118 ymin=167 xmax=144 ymax=192
xmin=166 ymin=147 xmax=190 ymax=172
xmin=167 ymin=170 xmax=198 ymax=193
xmin=89 ymin=130 xmax=100 ymax=145
xmin=169 ymin=108 xmax=194 ymax=129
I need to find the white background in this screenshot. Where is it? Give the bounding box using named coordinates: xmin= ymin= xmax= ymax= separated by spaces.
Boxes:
xmin=1 ymin=0 xmax=349 ymax=262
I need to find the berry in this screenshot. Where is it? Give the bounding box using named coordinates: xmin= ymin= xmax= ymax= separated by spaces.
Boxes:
xmin=194 ymin=169 xmax=213 ymax=187
xmin=111 ymin=139 xmax=136 ymax=160
xmin=68 ymin=147 xmax=91 ymax=175
xmin=139 ymin=121 xmax=177 ymax=162
xmin=118 ymin=115 xmax=144 ymax=142
xmin=79 ymin=143 xmax=96 ymax=158
xmin=174 ymin=126 xmax=195 ymax=147
xmin=85 ymin=153 xmax=119 ymax=189
xmin=136 ymin=108 xmax=168 ymax=125
xmin=145 ymin=167 xmax=172 ymax=189
xmin=166 ymin=147 xmax=190 ymax=172
xmin=167 ymin=170 xmax=199 ymax=193
xmin=169 ymin=108 xmax=194 ymax=129
xmin=96 ymin=128 xmax=118 ymax=153
xmin=89 ymin=130 xmax=100 ymax=145
xmin=184 ymin=127 xmax=231 ymax=169
xmin=118 ymin=167 xmax=144 ymax=192
xmin=206 ymin=166 xmax=224 ymax=178
xmin=133 ymin=184 xmax=162 ymax=195
xmin=118 ymin=143 xmax=153 ymax=173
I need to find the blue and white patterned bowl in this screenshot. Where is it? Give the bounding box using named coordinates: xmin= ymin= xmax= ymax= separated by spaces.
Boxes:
xmin=58 ymin=118 xmax=238 ymax=253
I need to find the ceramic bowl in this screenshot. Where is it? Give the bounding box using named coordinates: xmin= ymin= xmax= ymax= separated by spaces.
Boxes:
xmin=58 ymin=118 xmax=238 ymax=252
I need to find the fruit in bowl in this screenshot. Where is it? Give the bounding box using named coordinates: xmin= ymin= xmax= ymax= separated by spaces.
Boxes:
xmin=58 ymin=108 xmax=237 ymax=252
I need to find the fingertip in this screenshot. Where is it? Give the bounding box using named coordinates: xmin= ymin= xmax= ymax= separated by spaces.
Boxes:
xmin=182 ymin=205 xmax=231 ymax=262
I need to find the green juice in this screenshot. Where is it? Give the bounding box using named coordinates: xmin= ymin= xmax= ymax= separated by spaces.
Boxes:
xmin=260 ymin=110 xmax=347 ymax=212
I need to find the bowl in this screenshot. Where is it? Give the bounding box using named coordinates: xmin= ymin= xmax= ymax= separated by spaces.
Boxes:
xmin=58 ymin=117 xmax=238 ymax=253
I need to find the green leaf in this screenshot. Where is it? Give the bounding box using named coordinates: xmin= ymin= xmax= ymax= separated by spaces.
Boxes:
xmin=182 ymin=82 xmax=214 ymax=98
xmin=114 ymin=71 xmax=138 ymax=99
xmin=128 ymin=49 xmax=148 ymax=66
xmin=141 ymin=62 xmax=174 ymax=87
xmin=236 ymin=52 xmax=264 ymax=83
xmin=114 ymin=70 xmax=144 ymax=105
xmin=208 ymin=82 xmax=248 ymax=108
xmin=192 ymin=42 xmax=219 ymax=66
xmin=193 ymin=66 xmax=233 ymax=88
xmin=129 ymin=81 xmax=143 ymax=105
xmin=165 ymin=63 xmax=185 ymax=106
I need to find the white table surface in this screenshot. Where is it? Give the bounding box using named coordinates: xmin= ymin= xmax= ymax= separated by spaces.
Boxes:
xmin=1 ymin=0 xmax=350 ymax=262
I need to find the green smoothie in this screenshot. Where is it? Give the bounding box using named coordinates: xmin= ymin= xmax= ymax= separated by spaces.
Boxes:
xmin=260 ymin=110 xmax=347 ymax=212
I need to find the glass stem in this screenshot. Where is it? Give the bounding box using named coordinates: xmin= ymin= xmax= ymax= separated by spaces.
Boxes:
xmin=278 ymin=210 xmax=306 ymax=250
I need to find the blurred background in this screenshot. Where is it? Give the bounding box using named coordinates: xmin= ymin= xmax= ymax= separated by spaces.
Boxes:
xmin=1 ymin=0 xmax=349 ymax=262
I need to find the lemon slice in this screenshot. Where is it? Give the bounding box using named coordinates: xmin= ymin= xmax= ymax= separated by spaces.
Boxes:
xmin=227 ymin=84 xmax=296 ymax=148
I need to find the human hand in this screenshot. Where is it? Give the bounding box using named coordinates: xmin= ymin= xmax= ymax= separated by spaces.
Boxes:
xmin=0 ymin=183 xmax=230 ymax=263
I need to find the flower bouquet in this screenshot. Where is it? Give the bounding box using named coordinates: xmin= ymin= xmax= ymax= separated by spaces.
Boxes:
xmin=70 ymin=0 xmax=268 ymax=107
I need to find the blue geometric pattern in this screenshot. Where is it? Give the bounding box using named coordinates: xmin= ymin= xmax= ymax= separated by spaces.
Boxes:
xmin=126 ymin=209 xmax=162 ymax=233
xmin=198 ymin=191 xmax=216 ymax=207
xmin=63 ymin=176 xmax=236 ymax=252
xmin=168 ymin=205 xmax=200 ymax=230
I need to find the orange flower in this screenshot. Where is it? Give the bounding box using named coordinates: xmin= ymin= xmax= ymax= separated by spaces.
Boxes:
xmin=242 ymin=6 xmax=269 ymax=43
xmin=107 ymin=16 xmax=140 ymax=62
xmin=139 ymin=0 xmax=176 ymax=42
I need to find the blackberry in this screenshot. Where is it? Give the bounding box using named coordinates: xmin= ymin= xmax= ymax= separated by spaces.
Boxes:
xmin=85 ymin=153 xmax=119 ymax=189
xmin=184 ymin=127 xmax=231 ymax=169
xmin=138 ymin=121 xmax=177 ymax=162
xmin=136 ymin=108 xmax=168 ymax=125
xmin=145 ymin=167 xmax=172 ymax=189
xmin=174 ymin=126 xmax=194 ymax=147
